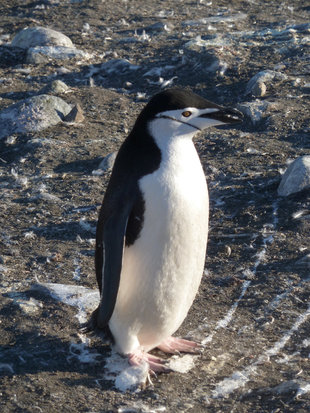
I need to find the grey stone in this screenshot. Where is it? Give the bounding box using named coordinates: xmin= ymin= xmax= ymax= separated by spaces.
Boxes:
xmin=183 ymin=12 xmax=247 ymax=26
xmin=11 ymin=27 xmax=74 ymax=49
xmin=0 ymin=94 xmax=72 ymax=139
xmin=295 ymin=254 xmax=310 ymax=269
xmin=142 ymin=22 xmax=174 ymax=33
xmin=237 ymin=100 xmax=271 ymax=124
xmin=246 ymin=70 xmax=287 ymax=95
xmin=26 ymin=46 xmax=90 ymax=63
xmin=251 ymin=82 xmax=267 ymax=97
xmin=278 ymin=156 xmax=310 ymax=196
xmin=48 ymin=80 xmax=70 ymax=94
xmin=270 ymin=380 xmax=299 ymax=394
xmin=100 ymin=59 xmax=140 ymax=75
xmin=92 ymin=152 xmax=117 ymax=176
xmin=98 ymin=152 xmax=117 ymax=172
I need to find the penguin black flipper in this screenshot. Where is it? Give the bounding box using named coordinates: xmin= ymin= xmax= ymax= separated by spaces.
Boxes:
xmin=95 ymin=188 xmax=137 ymax=329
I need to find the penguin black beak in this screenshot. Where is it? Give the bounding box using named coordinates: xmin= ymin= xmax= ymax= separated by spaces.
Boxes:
xmin=201 ymin=107 xmax=243 ymax=124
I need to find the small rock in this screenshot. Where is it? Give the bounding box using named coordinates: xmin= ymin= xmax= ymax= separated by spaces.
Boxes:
xmin=278 ymin=156 xmax=310 ymax=196
xmin=56 ymin=67 xmax=71 ymax=75
xmin=63 ymin=103 xmax=85 ymax=123
xmin=237 ymin=100 xmax=271 ymax=124
xmin=0 ymin=94 xmax=72 ymax=139
xmin=11 ymin=26 xmax=74 ymax=49
xmin=246 ymin=70 xmax=287 ymax=95
xmin=46 ymin=79 xmax=69 ymax=94
xmin=100 ymin=59 xmax=140 ymax=75
xmin=93 ymin=152 xmax=117 ymax=175
xmin=251 ymin=81 xmax=267 ymax=97
xmin=37 ymin=192 xmax=62 ymax=203
xmin=270 ymin=380 xmax=300 ymax=395
xmin=141 ymin=22 xmax=174 ymax=33
xmin=183 ymin=38 xmax=229 ymax=75
xmin=295 ymin=254 xmax=310 ymax=269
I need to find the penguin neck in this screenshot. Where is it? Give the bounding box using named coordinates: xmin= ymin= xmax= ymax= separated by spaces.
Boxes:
xmin=147 ymin=118 xmax=199 ymax=166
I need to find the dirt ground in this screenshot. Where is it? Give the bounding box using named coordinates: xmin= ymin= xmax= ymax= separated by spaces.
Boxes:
xmin=0 ymin=0 xmax=309 ymax=412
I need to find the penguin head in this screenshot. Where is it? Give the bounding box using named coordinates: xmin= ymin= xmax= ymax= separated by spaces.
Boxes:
xmin=136 ymin=88 xmax=242 ymax=141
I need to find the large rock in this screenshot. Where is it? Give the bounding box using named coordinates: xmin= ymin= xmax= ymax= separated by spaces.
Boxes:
xmin=11 ymin=27 xmax=74 ymax=49
xmin=10 ymin=27 xmax=91 ymax=63
xmin=278 ymin=156 xmax=310 ymax=196
xmin=0 ymin=94 xmax=72 ymax=139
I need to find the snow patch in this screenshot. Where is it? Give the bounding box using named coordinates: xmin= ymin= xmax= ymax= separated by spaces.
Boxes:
xmin=168 ymin=354 xmax=197 ymax=373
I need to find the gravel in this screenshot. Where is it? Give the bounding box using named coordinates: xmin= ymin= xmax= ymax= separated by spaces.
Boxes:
xmin=0 ymin=0 xmax=309 ymax=412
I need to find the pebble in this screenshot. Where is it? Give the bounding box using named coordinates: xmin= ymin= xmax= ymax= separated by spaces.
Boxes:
xmin=278 ymin=155 xmax=310 ymax=196
xmin=0 ymin=94 xmax=72 ymax=139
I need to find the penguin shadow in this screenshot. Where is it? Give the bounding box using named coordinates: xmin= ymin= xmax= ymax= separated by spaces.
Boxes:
xmin=54 ymin=156 xmax=103 ymax=175
xmin=0 ymin=132 xmax=42 ymax=164
xmin=0 ymin=45 xmax=27 ymax=69
xmin=0 ymin=287 xmax=112 ymax=389
xmin=30 ymin=219 xmax=96 ymax=241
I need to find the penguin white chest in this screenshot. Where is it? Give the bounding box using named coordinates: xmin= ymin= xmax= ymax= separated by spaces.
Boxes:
xmin=110 ymin=138 xmax=209 ymax=354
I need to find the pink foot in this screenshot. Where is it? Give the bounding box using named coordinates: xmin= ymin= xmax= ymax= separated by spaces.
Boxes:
xmin=128 ymin=349 xmax=172 ymax=373
xmin=157 ymin=336 xmax=203 ymax=355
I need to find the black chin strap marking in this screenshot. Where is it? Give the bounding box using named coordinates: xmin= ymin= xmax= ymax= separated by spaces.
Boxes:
xmin=159 ymin=115 xmax=202 ymax=132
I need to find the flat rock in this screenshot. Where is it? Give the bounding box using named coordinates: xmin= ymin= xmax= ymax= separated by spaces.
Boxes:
xmin=141 ymin=22 xmax=174 ymax=33
xmin=92 ymin=152 xmax=117 ymax=175
xmin=26 ymin=46 xmax=91 ymax=63
xmin=278 ymin=156 xmax=310 ymax=196
xmin=11 ymin=26 xmax=74 ymax=49
xmin=0 ymin=94 xmax=72 ymax=139
xmin=99 ymin=59 xmax=140 ymax=75
xmin=237 ymin=100 xmax=271 ymax=124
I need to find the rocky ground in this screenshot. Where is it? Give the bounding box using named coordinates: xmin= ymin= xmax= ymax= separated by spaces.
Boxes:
xmin=0 ymin=0 xmax=309 ymax=412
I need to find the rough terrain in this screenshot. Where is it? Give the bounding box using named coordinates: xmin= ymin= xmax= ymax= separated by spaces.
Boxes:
xmin=0 ymin=0 xmax=309 ymax=412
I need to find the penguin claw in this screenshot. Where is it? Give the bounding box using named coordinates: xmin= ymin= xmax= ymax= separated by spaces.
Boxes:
xmin=157 ymin=336 xmax=204 ymax=354
xmin=128 ymin=350 xmax=172 ymax=373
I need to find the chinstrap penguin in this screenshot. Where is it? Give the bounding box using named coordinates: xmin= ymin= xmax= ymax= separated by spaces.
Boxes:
xmin=92 ymin=88 xmax=242 ymax=373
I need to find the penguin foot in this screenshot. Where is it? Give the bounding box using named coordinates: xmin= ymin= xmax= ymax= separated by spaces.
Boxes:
xmin=128 ymin=350 xmax=172 ymax=373
xmin=157 ymin=337 xmax=203 ymax=354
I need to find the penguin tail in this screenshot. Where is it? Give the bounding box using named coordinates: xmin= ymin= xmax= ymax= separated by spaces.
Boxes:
xmin=79 ymin=307 xmax=114 ymax=343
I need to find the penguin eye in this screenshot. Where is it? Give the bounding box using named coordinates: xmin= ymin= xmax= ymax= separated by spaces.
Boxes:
xmin=182 ymin=111 xmax=192 ymax=118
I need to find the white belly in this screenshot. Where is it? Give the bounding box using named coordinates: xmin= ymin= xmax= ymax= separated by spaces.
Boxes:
xmin=109 ymin=139 xmax=209 ymax=354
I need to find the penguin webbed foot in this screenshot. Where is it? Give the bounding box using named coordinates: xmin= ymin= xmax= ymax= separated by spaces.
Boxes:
xmin=128 ymin=349 xmax=173 ymax=374
xmin=157 ymin=336 xmax=204 ymax=355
